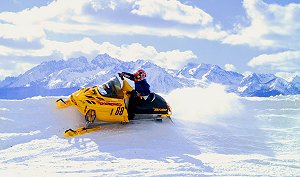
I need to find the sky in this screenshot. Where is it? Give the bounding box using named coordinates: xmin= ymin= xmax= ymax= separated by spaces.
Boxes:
xmin=0 ymin=0 xmax=299 ymax=80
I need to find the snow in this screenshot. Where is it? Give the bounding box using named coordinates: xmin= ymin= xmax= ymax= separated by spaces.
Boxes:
xmin=0 ymin=86 xmax=300 ymax=176
xmin=48 ymin=79 xmax=63 ymax=88
xmin=166 ymin=84 xmax=243 ymax=123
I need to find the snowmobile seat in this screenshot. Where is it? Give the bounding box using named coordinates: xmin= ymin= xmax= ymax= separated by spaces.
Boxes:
xmin=146 ymin=93 xmax=155 ymax=103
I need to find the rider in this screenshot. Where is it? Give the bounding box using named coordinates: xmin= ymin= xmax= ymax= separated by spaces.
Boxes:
xmin=119 ymin=69 xmax=150 ymax=119
xmin=119 ymin=69 xmax=150 ymax=100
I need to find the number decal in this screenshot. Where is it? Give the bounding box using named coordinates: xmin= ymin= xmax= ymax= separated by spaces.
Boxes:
xmin=115 ymin=107 xmax=119 ymax=115
xmin=120 ymin=107 xmax=124 ymax=115
xmin=115 ymin=107 xmax=124 ymax=115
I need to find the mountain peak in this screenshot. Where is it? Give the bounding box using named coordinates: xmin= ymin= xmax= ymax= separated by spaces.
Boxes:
xmin=291 ymin=75 xmax=300 ymax=83
xmin=211 ymin=64 xmax=222 ymax=71
xmin=68 ymin=56 xmax=88 ymax=64
xmin=92 ymin=54 xmax=123 ymax=67
xmin=177 ymin=62 xmax=211 ymax=78
xmin=242 ymin=73 xmax=276 ymax=84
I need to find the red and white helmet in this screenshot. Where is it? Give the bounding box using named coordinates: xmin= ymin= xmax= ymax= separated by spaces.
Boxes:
xmin=134 ymin=69 xmax=146 ymax=81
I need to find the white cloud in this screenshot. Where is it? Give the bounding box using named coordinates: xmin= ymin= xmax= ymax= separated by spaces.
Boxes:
xmin=0 ymin=61 xmax=36 ymax=80
xmin=223 ymin=0 xmax=300 ymax=49
xmin=42 ymin=38 xmax=102 ymax=59
xmin=43 ymin=21 xmax=226 ymax=41
xmin=129 ymin=0 xmax=213 ymax=25
xmin=225 ymin=0 xmax=300 ymax=74
xmin=243 ymin=71 xmax=252 ymax=77
xmin=153 ymin=49 xmax=196 ymax=70
xmin=0 ymin=0 xmax=226 ymax=43
xmin=51 ymin=39 xmax=197 ymax=69
xmin=0 ymin=23 xmax=45 ymax=41
xmin=248 ymin=50 xmax=300 ymax=72
xmin=98 ymin=42 xmax=197 ymax=69
xmin=224 ymin=64 xmax=236 ymax=71
xmin=0 ymin=0 xmax=86 ymax=41
xmin=63 ymin=41 xmax=193 ymax=69
xmin=90 ymin=0 xmax=118 ymax=11
xmin=275 ymin=72 xmax=300 ymax=82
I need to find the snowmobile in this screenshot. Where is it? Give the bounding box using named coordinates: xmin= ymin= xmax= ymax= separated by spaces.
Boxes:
xmin=56 ymin=74 xmax=172 ymax=137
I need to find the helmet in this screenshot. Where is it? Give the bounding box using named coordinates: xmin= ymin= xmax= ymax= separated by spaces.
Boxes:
xmin=134 ymin=69 xmax=146 ymax=81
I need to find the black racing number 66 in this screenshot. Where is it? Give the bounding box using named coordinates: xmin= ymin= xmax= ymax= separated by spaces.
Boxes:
xmin=115 ymin=107 xmax=124 ymax=115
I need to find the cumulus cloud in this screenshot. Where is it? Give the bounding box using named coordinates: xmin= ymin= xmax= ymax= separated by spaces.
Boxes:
xmin=0 ymin=22 xmax=45 ymax=42
xmin=275 ymin=72 xmax=300 ymax=82
xmin=0 ymin=60 xmax=36 ymax=80
xmin=90 ymin=0 xmax=118 ymax=11
xmin=0 ymin=0 xmax=86 ymax=41
xmin=129 ymin=0 xmax=213 ymax=25
xmin=44 ymin=38 xmax=196 ymax=69
xmin=224 ymin=64 xmax=236 ymax=71
xmin=248 ymin=50 xmax=300 ymax=72
xmin=166 ymin=84 xmax=243 ymax=124
xmin=42 ymin=38 xmax=102 ymax=59
xmin=152 ymin=49 xmax=197 ymax=69
xmin=98 ymin=42 xmax=197 ymax=69
xmin=223 ymin=0 xmax=300 ymax=49
xmin=0 ymin=0 xmax=225 ymax=42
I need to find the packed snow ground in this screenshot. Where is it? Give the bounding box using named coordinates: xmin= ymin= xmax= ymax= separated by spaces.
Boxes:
xmin=0 ymin=85 xmax=300 ymax=176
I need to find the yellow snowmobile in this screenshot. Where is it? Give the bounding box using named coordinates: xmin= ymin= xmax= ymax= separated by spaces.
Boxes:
xmin=56 ymin=74 xmax=172 ymax=138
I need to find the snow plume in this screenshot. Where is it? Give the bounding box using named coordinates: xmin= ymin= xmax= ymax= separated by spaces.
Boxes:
xmin=166 ymin=84 xmax=243 ymax=124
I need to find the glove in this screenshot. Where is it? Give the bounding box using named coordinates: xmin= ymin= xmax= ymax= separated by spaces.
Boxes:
xmin=118 ymin=72 xmax=125 ymax=80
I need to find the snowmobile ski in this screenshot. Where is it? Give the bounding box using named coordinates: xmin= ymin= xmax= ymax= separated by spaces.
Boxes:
xmin=64 ymin=126 xmax=102 ymax=138
xmin=56 ymin=99 xmax=72 ymax=109
xmin=64 ymin=122 xmax=126 ymax=138
xmin=63 ymin=117 xmax=171 ymax=138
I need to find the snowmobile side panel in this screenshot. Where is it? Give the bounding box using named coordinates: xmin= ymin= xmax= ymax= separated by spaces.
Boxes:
xmin=132 ymin=114 xmax=170 ymax=120
xmin=134 ymin=94 xmax=169 ymax=114
xmin=67 ymin=85 xmax=130 ymax=123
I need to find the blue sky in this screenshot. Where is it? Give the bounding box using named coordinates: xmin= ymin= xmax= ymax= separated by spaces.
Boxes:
xmin=0 ymin=0 xmax=299 ymax=80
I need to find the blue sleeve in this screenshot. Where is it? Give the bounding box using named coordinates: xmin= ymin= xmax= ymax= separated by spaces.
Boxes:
xmin=138 ymin=80 xmax=150 ymax=96
xmin=122 ymin=72 xmax=134 ymax=81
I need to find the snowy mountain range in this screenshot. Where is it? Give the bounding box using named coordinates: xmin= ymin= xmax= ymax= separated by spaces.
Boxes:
xmin=0 ymin=54 xmax=299 ymax=99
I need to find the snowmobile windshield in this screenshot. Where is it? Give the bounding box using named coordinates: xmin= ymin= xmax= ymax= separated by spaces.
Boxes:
xmin=97 ymin=76 xmax=122 ymax=98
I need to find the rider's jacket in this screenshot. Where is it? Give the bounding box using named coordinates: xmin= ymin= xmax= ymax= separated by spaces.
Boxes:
xmin=122 ymin=72 xmax=150 ymax=96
